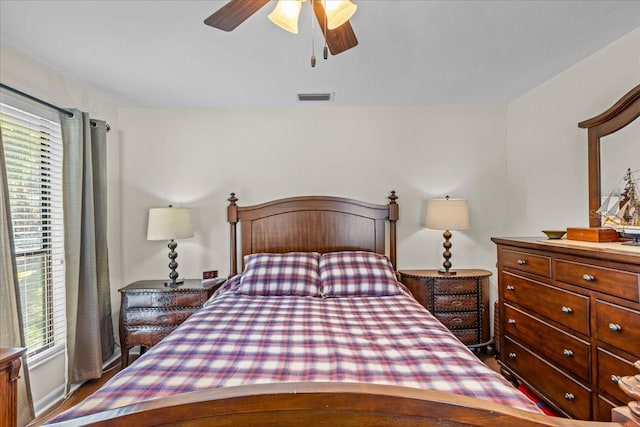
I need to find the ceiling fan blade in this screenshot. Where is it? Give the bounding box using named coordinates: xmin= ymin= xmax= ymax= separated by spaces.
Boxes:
xmin=311 ymin=0 xmax=358 ymax=55
xmin=204 ymin=0 xmax=270 ymax=32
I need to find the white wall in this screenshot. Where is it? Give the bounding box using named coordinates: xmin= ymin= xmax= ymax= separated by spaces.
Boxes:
xmin=0 ymin=44 xmax=123 ymax=412
xmin=119 ymin=105 xmax=508 ymax=283
xmin=506 ymin=28 xmax=640 ymax=235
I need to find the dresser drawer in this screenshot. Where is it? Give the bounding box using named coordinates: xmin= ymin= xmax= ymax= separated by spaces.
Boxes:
xmin=595 ymin=300 xmax=640 ymax=356
xmin=596 ymin=395 xmax=617 ymax=422
xmin=504 ymin=304 xmax=590 ymax=382
xmin=124 ymin=326 xmax=176 ymax=347
xmin=503 ymin=337 xmax=592 ymax=420
xmin=434 ymin=294 xmax=477 ymax=311
xmin=433 ymin=279 xmax=477 ymax=294
xmin=124 ymin=307 xmax=199 ymax=326
xmin=502 ymin=249 xmax=551 ymax=278
xmin=597 ymin=348 xmax=638 ymax=405
xmin=434 ymin=311 xmax=478 ymax=329
xmin=502 ymin=272 xmax=589 ymax=335
xmin=556 ymin=260 xmax=639 ymax=302
xmin=123 ymin=290 xmax=206 ymax=309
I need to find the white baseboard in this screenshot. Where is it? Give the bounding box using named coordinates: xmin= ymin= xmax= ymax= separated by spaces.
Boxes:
xmin=33 ymin=349 xmax=122 ymax=417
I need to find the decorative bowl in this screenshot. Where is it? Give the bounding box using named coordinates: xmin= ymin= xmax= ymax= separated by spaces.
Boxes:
xmin=542 ymin=230 xmax=566 ymax=240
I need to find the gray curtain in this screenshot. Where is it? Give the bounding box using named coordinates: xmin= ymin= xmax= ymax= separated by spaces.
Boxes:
xmin=0 ymin=131 xmax=35 ymax=426
xmin=60 ymin=111 xmax=114 ymax=389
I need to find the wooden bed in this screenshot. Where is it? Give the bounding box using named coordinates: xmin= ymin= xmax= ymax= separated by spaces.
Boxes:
xmin=227 ymin=191 xmax=398 ymax=276
xmin=47 ymin=192 xmax=639 ymax=426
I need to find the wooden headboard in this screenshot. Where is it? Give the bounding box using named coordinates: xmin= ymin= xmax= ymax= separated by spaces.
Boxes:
xmin=227 ymin=191 xmax=399 ymax=276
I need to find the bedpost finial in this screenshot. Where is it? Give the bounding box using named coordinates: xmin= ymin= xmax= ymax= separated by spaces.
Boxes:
xmin=228 ymin=193 xmax=238 ymax=205
xmin=388 ymin=191 xmax=398 ymax=204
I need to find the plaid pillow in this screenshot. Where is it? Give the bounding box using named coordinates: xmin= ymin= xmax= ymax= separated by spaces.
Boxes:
xmin=237 ymin=252 xmax=321 ymax=296
xmin=319 ymin=251 xmax=403 ymax=297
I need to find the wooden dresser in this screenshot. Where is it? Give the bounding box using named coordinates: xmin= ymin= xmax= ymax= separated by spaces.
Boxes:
xmin=0 ymin=347 xmax=25 ymax=427
xmin=399 ymin=269 xmax=491 ymax=349
xmin=119 ymin=279 xmax=223 ymax=368
xmin=492 ymin=237 xmax=640 ymax=421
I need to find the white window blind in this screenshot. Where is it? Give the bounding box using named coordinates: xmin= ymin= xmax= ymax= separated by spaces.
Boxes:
xmin=0 ymin=99 xmax=65 ymax=363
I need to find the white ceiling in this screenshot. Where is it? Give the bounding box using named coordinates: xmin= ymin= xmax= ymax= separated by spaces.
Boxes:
xmin=1 ymin=0 xmax=639 ymax=108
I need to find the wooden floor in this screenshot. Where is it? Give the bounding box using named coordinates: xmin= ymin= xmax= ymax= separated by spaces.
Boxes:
xmin=31 ymin=351 xmax=501 ymax=425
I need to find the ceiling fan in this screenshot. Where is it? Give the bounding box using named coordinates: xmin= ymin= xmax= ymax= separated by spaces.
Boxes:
xmin=204 ymin=0 xmax=359 ymax=60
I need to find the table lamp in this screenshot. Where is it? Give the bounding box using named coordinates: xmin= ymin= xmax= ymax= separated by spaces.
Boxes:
xmin=147 ymin=205 xmax=193 ymax=286
xmin=424 ymin=195 xmax=469 ymax=275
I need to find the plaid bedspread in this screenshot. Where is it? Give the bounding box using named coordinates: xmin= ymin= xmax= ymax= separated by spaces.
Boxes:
xmin=50 ymin=282 xmax=540 ymax=422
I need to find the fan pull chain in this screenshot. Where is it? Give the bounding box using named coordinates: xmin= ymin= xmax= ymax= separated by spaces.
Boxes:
xmin=323 ymin=0 xmax=328 ymax=60
xmin=311 ymin=1 xmax=316 ymax=67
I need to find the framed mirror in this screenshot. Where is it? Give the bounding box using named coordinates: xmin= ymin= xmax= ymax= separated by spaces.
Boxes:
xmin=578 ymin=84 xmax=640 ymax=227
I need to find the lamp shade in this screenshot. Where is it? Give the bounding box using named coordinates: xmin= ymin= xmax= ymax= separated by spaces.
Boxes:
xmin=268 ymin=0 xmax=303 ymax=34
xmin=325 ymin=0 xmax=357 ymax=29
xmin=424 ymin=196 xmax=469 ymax=231
xmin=147 ymin=207 xmax=193 ymax=241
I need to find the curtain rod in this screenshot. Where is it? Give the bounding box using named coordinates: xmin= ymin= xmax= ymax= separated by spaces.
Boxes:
xmin=0 ymin=82 xmax=111 ymax=132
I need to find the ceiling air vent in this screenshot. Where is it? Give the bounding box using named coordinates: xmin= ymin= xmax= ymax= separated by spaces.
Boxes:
xmin=297 ymin=92 xmax=334 ymax=102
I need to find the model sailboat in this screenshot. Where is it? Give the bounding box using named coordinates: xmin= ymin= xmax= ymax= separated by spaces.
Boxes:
xmin=598 ymin=168 xmax=640 ymax=245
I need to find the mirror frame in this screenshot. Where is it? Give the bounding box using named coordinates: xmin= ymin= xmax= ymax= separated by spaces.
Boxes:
xmin=578 ymin=83 xmax=640 ymax=227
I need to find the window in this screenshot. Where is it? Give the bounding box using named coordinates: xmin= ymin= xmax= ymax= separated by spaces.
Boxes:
xmin=0 ymin=98 xmax=65 ymax=363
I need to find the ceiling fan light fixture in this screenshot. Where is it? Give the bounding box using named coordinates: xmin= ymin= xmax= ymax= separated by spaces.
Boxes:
xmin=324 ymin=0 xmax=357 ymax=30
xmin=268 ymin=0 xmax=303 ymax=34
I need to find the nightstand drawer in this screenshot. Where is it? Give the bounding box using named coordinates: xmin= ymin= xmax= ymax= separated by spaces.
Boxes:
xmin=124 ymin=308 xmax=200 ymax=326
xmin=398 ymin=269 xmax=491 ymax=348
xmin=435 ymin=311 xmax=478 ymax=329
xmin=124 ymin=326 xmax=177 ymax=347
xmin=433 ymin=279 xmax=477 ymax=294
xmin=450 ymin=329 xmax=479 ymax=345
xmin=434 ymin=294 xmax=477 ymax=311
xmin=119 ymin=279 xmax=219 ymax=368
xmin=123 ymin=290 xmax=205 ymax=309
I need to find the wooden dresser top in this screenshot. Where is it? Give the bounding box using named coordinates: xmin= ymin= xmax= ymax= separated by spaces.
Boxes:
xmin=491 ymin=236 xmax=640 ymax=266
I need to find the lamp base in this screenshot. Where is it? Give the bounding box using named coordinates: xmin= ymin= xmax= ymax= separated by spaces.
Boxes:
xmin=437 ymin=268 xmax=457 ymax=275
xmin=164 ymin=279 xmax=184 ymax=287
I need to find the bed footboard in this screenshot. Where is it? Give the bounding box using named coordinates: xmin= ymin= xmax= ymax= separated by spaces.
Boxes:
xmin=45 ymin=382 xmax=631 ymax=426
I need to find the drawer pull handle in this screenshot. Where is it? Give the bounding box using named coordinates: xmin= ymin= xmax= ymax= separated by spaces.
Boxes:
xmin=564 ymin=393 xmax=575 ymax=401
xmin=158 ymin=334 xmax=167 ymax=340
xmin=507 ymin=319 xmax=516 ymax=325
xmin=608 ymin=323 xmax=622 ymax=332
xmin=506 ymin=285 xmax=515 ymax=291
xmin=157 ymin=315 xmax=169 ymax=322
xmin=561 ymin=306 xmax=573 ymax=314
xmin=157 ymin=296 xmax=171 ymax=304
xmin=517 ymin=259 xmax=526 ymax=265
xmin=508 ymin=352 xmax=517 ymax=359
xmin=562 ymin=349 xmax=574 ymax=357
xmin=452 ymin=301 xmax=462 ymax=306
xmin=452 ymin=318 xmax=463 ymax=324
xmin=582 ymin=274 xmax=595 ymax=282
xmin=611 ymin=375 xmax=620 ymax=384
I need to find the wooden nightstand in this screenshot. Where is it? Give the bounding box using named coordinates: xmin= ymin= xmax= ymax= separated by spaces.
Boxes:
xmin=118 ymin=278 xmax=225 ymax=368
xmin=398 ymin=269 xmax=492 ymax=350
